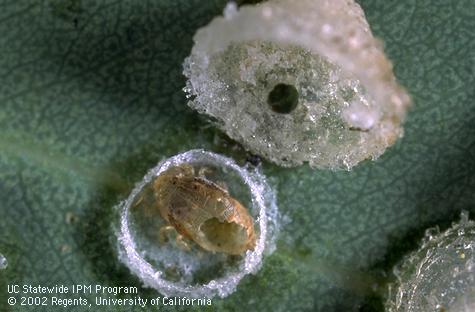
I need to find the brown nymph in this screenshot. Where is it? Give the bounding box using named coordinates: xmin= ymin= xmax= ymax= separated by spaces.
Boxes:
xmin=152 ymin=164 xmax=256 ymax=255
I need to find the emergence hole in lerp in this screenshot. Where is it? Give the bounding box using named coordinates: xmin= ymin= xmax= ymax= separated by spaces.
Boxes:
xmin=267 ymin=83 xmax=299 ymax=114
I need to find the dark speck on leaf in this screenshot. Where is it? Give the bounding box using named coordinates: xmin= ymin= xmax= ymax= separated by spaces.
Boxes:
xmin=246 ymin=154 xmax=261 ymax=167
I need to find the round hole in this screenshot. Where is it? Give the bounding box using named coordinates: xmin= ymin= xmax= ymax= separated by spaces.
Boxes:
xmin=267 ymin=83 xmax=299 ymax=114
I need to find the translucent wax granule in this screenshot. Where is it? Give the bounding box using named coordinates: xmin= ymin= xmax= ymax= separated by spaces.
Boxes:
xmin=183 ymin=0 xmax=411 ymax=170
xmin=116 ymin=150 xmax=279 ymax=298
xmin=0 ymin=253 xmax=7 ymax=270
xmin=385 ymin=212 xmax=475 ymax=312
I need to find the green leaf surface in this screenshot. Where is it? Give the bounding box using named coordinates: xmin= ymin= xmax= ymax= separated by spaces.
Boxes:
xmin=0 ymin=0 xmax=474 ymax=311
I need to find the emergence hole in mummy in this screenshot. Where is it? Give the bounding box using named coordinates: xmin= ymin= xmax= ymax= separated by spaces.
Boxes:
xmin=267 ymin=83 xmax=299 ymax=114
xmin=201 ymin=218 xmax=247 ymax=250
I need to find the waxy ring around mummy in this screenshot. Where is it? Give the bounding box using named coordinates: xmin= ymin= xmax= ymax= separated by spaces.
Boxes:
xmin=117 ymin=150 xmax=278 ymax=298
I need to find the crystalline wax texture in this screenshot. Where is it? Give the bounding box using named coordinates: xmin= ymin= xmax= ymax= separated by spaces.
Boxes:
xmin=386 ymin=212 xmax=475 ymax=312
xmin=0 ymin=253 xmax=7 ymax=270
xmin=184 ymin=0 xmax=410 ymax=169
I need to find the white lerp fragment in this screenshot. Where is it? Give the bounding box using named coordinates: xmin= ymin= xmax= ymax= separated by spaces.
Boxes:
xmin=0 ymin=253 xmax=7 ymax=269
xmin=386 ymin=211 xmax=475 ymax=312
xmin=183 ymin=0 xmax=411 ymax=170
xmin=116 ymin=150 xmax=279 ymax=299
